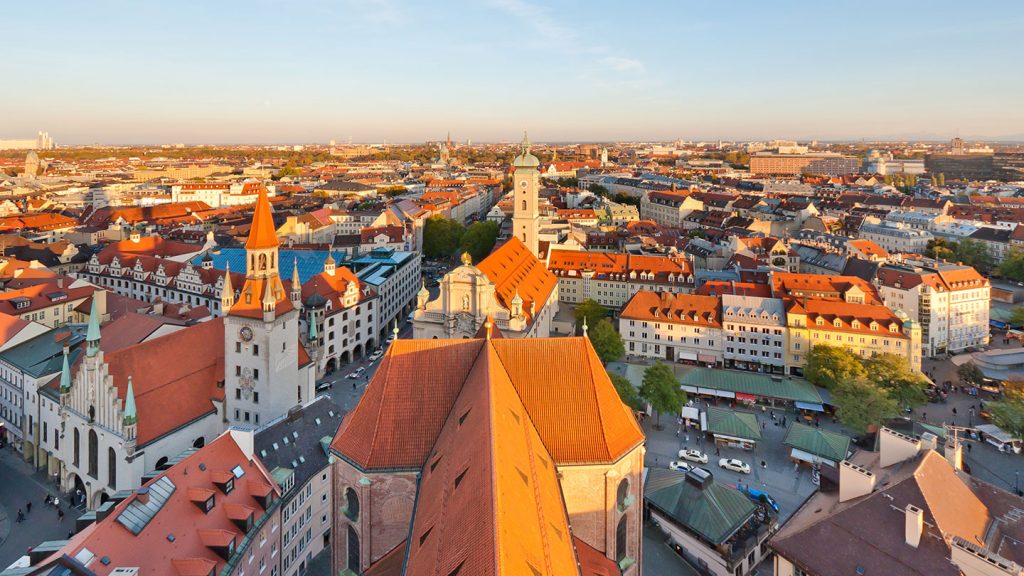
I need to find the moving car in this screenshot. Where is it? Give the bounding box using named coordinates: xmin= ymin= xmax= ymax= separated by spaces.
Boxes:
xmin=677 ymin=449 xmax=709 ymax=464
xmin=718 ymin=458 xmax=751 ymax=474
xmin=368 ymin=350 xmax=383 ymax=362
xmin=315 ymin=381 xmax=333 ymax=392
xmin=668 ymin=461 xmax=693 ymax=472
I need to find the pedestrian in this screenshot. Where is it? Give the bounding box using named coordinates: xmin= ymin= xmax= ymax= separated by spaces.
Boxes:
xmin=58 ymin=509 xmax=64 ymax=522
xmin=655 ymin=457 xmax=659 ymax=466
xmin=953 ymin=407 xmax=958 ymax=416
xmin=54 ymin=496 xmax=59 ymax=508
xmin=26 ymin=501 xmax=31 ymax=514
xmin=715 ymin=446 xmax=721 ymax=456
xmin=67 ymin=531 xmax=73 ymax=539
xmin=922 ymin=411 xmax=927 ymax=421
xmin=967 ymin=442 xmax=972 ymax=453
xmin=16 ymin=509 xmax=23 ymax=523
xmin=761 ymin=460 xmax=767 ymax=469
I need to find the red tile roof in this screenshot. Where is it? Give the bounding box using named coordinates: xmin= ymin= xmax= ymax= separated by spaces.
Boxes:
xmin=102 ymin=318 xmax=225 ymax=446
xmin=331 ymin=336 xmax=644 ymax=470
xmin=476 ymin=237 xmax=558 ymax=325
xmin=245 ymin=187 xmax=279 ymax=250
xmin=620 ymin=291 xmax=722 ymax=327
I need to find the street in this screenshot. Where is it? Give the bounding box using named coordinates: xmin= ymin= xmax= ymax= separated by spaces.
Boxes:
xmin=0 ymin=447 xmax=82 ymax=569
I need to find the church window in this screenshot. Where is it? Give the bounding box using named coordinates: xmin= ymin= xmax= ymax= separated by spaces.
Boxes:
xmin=73 ymin=428 xmax=80 ymax=467
xmin=253 ymin=344 xmax=259 ymax=356
xmin=521 ymin=200 xmax=527 ymax=211
xmin=108 ymin=447 xmax=117 ymax=489
xmin=616 ymin=515 xmax=628 ymax=562
xmin=88 ymin=429 xmax=99 ymax=479
xmin=259 ymin=254 xmax=268 ymax=271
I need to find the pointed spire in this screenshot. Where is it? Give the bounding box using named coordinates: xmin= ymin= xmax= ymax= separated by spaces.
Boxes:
xmin=86 ymin=301 xmax=101 ymax=357
xmin=221 ymin=262 xmax=235 ymax=312
xmin=59 ymin=347 xmax=71 ymax=393
xmin=290 ymin=257 xmax=302 ymax=303
xmin=245 ymin=187 xmax=279 ymax=250
xmin=324 ymin=251 xmax=336 ymax=276
xmin=309 ymin=311 xmax=319 ymax=341
xmin=122 ymin=376 xmax=137 ymax=426
xmin=582 ymin=315 xmax=589 ymax=337
xmin=521 ymin=130 xmax=530 ymax=154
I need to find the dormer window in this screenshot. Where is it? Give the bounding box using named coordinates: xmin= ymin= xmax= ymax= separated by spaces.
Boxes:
xmin=870 ymin=322 xmax=878 ymax=331
xmin=815 ymin=318 xmax=824 ymax=326
xmin=851 ymin=320 xmax=860 ymax=329
xmin=833 ymin=319 xmax=842 ymax=328
xmin=889 ymin=324 xmax=898 ymax=333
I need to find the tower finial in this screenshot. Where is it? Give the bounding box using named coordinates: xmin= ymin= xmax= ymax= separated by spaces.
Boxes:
xmin=521 ymin=130 xmax=530 ymax=154
xmin=86 ymin=301 xmax=101 ymax=357
xmin=123 ymin=376 xmax=137 ymax=426
xmin=59 ymin=346 xmax=71 ymax=393
xmin=582 ymin=315 xmax=588 ymax=337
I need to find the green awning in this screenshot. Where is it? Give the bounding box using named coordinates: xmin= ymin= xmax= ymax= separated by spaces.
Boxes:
xmin=644 ymin=468 xmax=757 ymax=545
xmin=679 ymin=368 xmax=823 ymax=404
xmin=706 ymin=407 xmax=762 ymax=441
xmin=784 ymin=422 xmax=851 ymax=462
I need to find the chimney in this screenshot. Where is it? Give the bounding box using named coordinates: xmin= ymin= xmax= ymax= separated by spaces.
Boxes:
xmin=905 ymin=504 xmax=924 ymax=548
xmin=945 ymin=440 xmax=963 ymax=472
xmin=839 ymin=460 xmax=876 ymax=502
xmin=880 ymin=427 xmax=922 ymax=468
xmin=135 ymin=487 xmax=150 ymax=505
xmin=920 ymin=432 xmax=938 ymax=452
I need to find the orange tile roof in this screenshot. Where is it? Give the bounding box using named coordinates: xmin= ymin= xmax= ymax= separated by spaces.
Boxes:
xmin=103 ymin=236 xmax=203 ymax=258
xmin=228 ymin=276 xmax=294 ymax=319
xmin=102 ymin=318 xmax=225 ymax=446
xmin=620 ymin=291 xmax=722 ymax=326
xmin=696 ymin=281 xmax=772 ymax=298
xmin=847 ymin=239 xmax=889 ymax=259
xmin=797 ymin=299 xmax=909 ymax=338
xmin=0 ymin=311 xmax=32 ymax=346
xmin=476 ymin=236 xmax=557 ymax=325
xmin=771 ymin=272 xmax=881 ymax=305
xmin=403 ymin=343 xmax=579 ymax=576
xmin=548 ymin=249 xmax=692 ymax=283
xmin=331 ymin=336 xmax=644 ymax=470
xmin=51 ymin=432 xmax=279 ymax=575
xmin=244 ymin=187 xmax=279 ymax=250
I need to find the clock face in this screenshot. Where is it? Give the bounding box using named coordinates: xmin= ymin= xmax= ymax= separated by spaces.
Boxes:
xmin=239 ymin=326 xmax=254 ymax=342
xmin=520 ymin=181 xmax=527 ymax=188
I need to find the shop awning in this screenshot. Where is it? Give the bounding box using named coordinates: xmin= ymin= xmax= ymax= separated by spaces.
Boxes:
xmin=677 ymin=351 xmax=698 ymax=361
xmin=795 ymin=401 xmax=825 ymax=412
xmin=697 ymin=354 xmax=717 ymax=363
xmin=735 ymin=393 xmax=758 ymax=402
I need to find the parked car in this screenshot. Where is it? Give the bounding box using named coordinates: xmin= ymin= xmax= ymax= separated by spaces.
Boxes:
xmin=315 ymin=381 xmax=333 ymax=392
xmin=736 ymin=482 xmax=779 ymax=513
xmin=368 ymin=351 xmax=383 ymax=362
xmin=668 ymin=461 xmax=693 ymax=472
xmin=677 ymin=449 xmax=709 ymax=464
xmin=718 ymin=458 xmax=751 ymax=474
xmin=346 ymin=372 xmax=359 ymax=379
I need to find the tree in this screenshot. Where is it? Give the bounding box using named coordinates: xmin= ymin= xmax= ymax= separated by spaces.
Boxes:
xmin=589 ymin=184 xmax=610 ymax=198
xmin=953 ymin=239 xmax=994 ymax=274
xmin=989 ymin=391 xmax=1024 ymax=439
xmin=574 ymin=299 xmax=608 ymax=331
xmin=804 ymin=345 xmax=867 ymax=390
xmin=459 ymin=220 xmax=499 ymax=262
xmin=998 ymin=248 xmax=1024 ymax=282
xmin=422 ymin=216 xmax=464 ymax=259
xmin=639 ymin=362 xmax=686 ymax=429
xmin=608 ymin=371 xmax=644 ymax=412
xmin=924 ymin=238 xmax=957 ymax=261
xmin=589 ymin=319 xmax=625 ymax=364
xmin=957 ymin=361 xmax=985 ymax=387
xmin=863 ymin=354 xmax=928 ymax=409
xmin=832 ymin=378 xmax=899 ymax=433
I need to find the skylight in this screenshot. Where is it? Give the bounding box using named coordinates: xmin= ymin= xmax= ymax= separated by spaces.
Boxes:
xmin=231 ymin=465 xmax=245 ymax=479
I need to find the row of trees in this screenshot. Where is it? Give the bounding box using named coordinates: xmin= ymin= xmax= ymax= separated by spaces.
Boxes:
xmin=421 ymin=216 xmax=499 ymax=261
xmin=804 ymin=345 xmax=929 ymax=432
xmin=924 ymin=238 xmax=995 ymax=275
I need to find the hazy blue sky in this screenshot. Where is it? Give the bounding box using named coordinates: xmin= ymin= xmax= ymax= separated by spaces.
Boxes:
xmin=4 ymin=0 xmax=1023 ymax=144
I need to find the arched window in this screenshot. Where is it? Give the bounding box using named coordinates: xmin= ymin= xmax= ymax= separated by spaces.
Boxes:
xmin=88 ymin=429 xmax=99 ymax=478
xmin=521 ymin=200 xmax=527 ymax=211
xmin=347 ymin=525 xmax=361 ymax=572
xmin=616 ymin=478 xmax=630 ymax=510
xmin=345 ymin=487 xmax=360 ymax=521
xmin=193 ymin=437 xmax=205 ymax=449
xmin=108 ymin=447 xmax=117 ymax=489
xmin=616 ymin=515 xmax=628 ymax=562
xmin=73 ymin=428 xmax=80 ymax=467
xmin=155 ymin=456 xmax=169 ymax=470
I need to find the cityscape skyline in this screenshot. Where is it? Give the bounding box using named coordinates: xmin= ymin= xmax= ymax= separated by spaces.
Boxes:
xmin=3 ymin=0 xmax=1024 ymax=144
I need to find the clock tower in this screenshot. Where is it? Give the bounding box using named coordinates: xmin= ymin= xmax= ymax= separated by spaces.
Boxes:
xmin=222 ymin=187 xmax=312 ymax=428
xmin=511 ymin=131 xmax=540 ymax=257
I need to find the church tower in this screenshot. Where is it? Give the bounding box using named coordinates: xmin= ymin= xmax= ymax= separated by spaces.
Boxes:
xmin=512 ymin=131 xmax=540 ymax=257
xmin=224 ymin=188 xmax=309 ymax=428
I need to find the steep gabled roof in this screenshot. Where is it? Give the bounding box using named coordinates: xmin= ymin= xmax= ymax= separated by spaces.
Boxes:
xmin=475 ymin=236 xmax=557 ymax=325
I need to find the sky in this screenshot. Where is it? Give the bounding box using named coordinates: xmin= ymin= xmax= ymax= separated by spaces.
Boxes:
xmin=3 ymin=0 xmax=1023 ymax=144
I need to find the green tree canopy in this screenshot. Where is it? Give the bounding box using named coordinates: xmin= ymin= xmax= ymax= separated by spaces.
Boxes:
xmin=833 ymin=378 xmax=899 ymax=433
xmin=998 ymin=248 xmax=1024 ymax=282
xmin=574 ymin=299 xmax=608 ymax=331
xmin=589 ymin=318 xmax=625 ymax=364
xmin=608 ymin=371 xmax=644 ymax=412
xmin=640 ymin=362 xmax=686 ymax=428
xmin=954 ymin=238 xmax=995 ymax=274
xmin=924 ymin=238 xmax=957 ymax=261
xmin=989 ymin=391 xmax=1024 ymax=439
xmin=589 ymin=184 xmax=610 ymax=197
xmin=804 ymin=344 xmax=868 ymax=390
xmin=957 ymin=361 xmax=986 ymax=386
xmin=863 ymin=353 xmax=929 ymax=409
xmin=459 ymin=220 xmax=499 ymax=262
xmin=422 ymin=215 xmax=464 ymax=259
